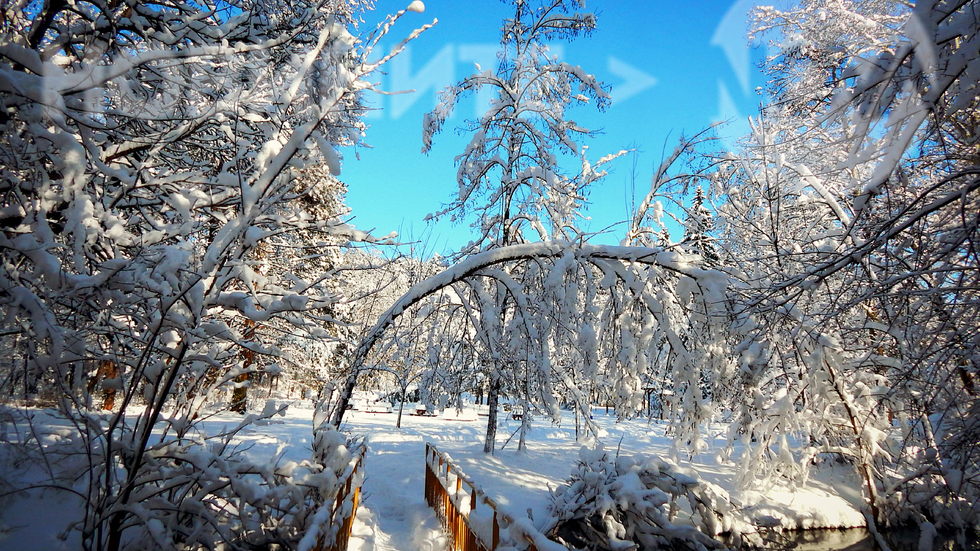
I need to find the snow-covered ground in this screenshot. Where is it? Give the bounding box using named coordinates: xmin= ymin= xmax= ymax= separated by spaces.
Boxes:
xmin=0 ymin=401 xmax=871 ymax=550
xmin=334 ymin=403 xmax=869 ymax=549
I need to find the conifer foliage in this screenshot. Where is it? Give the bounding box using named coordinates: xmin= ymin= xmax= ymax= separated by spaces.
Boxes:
xmin=681 ymin=186 xmax=720 ymax=267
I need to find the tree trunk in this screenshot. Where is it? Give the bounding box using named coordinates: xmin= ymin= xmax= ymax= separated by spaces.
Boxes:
xmin=231 ymin=321 xmax=256 ymax=414
xmin=230 ymin=373 xmax=250 ymax=414
xmin=101 ymin=360 xmax=118 ymax=410
xmin=396 ymin=383 xmax=406 ymax=429
xmin=329 ymin=369 xmax=359 ymax=427
xmin=484 ymin=375 xmax=500 ymax=454
xmin=518 ymin=402 xmax=529 ymax=451
xmin=575 ymin=407 xmax=580 ymax=440
xmin=958 ymin=363 xmax=976 ymax=396
xmin=86 ymin=359 xmax=118 ymax=410
xmin=826 ymin=359 xmax=882 ymax=523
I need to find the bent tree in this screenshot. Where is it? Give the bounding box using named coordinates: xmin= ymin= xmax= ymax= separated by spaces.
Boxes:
xmin=321 ymin=1 xmax=731 ymax=459
xmin=320 ymin=241 xmax=732 ymax=461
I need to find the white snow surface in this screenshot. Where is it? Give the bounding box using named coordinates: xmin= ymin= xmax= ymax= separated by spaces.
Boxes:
xmin=335 ymin=404 xmax=868 ymax=548
xmin=0 ymin=403 xmax=868 ymax=550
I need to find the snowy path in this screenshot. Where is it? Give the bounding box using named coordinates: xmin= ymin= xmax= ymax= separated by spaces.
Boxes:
xmin=347 ymin=423 xmax=449 ymax=551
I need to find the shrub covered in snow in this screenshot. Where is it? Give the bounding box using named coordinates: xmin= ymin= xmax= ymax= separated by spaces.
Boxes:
xmin=544 ymin=447 xmax=735 ymax=551
xmin=0 ymin=403 xmax=363 ymax=550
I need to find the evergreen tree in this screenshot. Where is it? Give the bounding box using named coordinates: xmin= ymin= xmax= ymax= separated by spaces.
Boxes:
xmin=680 ymin=186 xmax=720 ymax=267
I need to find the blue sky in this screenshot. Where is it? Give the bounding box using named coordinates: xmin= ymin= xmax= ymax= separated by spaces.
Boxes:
xmin=340 ymin=0 xmax=768 ymax=255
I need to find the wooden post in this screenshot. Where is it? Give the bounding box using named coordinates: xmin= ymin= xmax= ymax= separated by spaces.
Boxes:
xmin=468 ymin=487 xmax=478 ymax=550
xmin=445 ymin=462 xmax=451 ymax=520
xmin=344 ymin=482 xmax=360 ymax=551
xmin=492 ymin=510 xmax=499 ymax=550
xmin=425 ymin=444 xmax=432 ymax=507
xmin=313 ymin=449 xmax=366 ymax=551
xmin=455 ymin=476 xmax=463 ymax=550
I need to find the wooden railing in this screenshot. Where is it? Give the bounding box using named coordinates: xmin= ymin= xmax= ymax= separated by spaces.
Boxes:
xmin=312 ymin=444 xmax=365 ymax=551
xmin=425 ymin=443 xmax=565 ymax=551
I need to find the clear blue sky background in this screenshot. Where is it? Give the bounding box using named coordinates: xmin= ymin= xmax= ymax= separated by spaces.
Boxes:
xmin=339 ymin=0 xmax=768 ymax=255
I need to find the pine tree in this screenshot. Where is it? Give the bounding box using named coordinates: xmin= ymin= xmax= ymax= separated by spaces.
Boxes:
xmin=680 ymin=186 xmax=720 ymax=267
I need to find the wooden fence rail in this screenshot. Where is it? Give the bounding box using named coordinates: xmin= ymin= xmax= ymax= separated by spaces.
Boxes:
xmin=425 ymin=443 xmax=564 ymax=551
xmin=312 ymin=444 xmax=366 ymax=551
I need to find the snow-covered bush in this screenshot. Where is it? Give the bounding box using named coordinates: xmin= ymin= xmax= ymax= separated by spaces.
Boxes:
xmin=0 ymin=403 xmax=364 ymax=550
xmin=543 ymin=447 xmax=734 ymax=551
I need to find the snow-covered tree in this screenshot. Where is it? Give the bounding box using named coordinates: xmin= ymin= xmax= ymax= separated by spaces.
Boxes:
xmin=714 ymin=0 xmax=980 ymax=531
xmin=680 ymin=186 xmax=720 ymax=268
xmin=0 ymin=0 xmax=433 ymax=547
xmin=422 ymin=0 xmax=621 ymax=252
xmin=255 ymin=164 xmax=358 ymax=404
xmin=319 ymin=5 xmax=736 ymax=464
xmin=623 ymin=128 xmax=721 ymax=249
xmin=322 ymin=239 xmax=733 ymax=460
